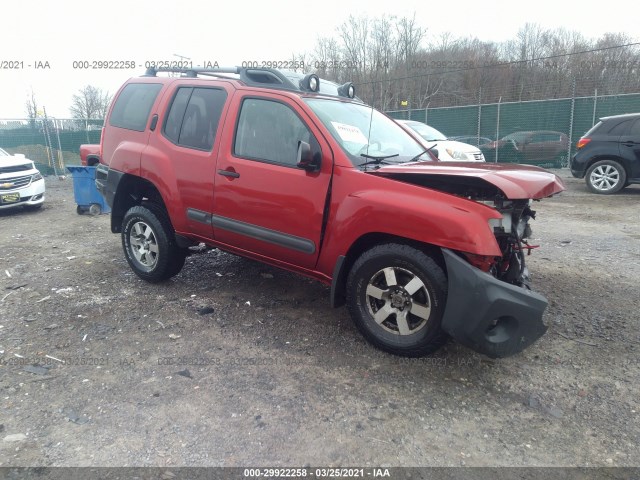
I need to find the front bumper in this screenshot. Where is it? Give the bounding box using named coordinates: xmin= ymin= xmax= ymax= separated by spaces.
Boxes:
xmin=0 ymin=178 xmax=45 ymax=210
xmin=441 ymin=249 xmax=548 ymax=358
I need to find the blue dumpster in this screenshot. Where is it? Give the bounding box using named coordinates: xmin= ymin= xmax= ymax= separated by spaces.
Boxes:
xmin=66 ymin=166 xmax=111 ymax=215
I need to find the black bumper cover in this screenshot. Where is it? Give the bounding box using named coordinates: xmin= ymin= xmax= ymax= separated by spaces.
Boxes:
xmin=95 ymin=164 xmax=118 ymax=208
xmin=440 ymin=249 xmax=548 ymax=359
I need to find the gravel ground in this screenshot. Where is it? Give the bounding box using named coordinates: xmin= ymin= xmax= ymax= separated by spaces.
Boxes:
xmin=0 ymin=171 xmax=638 ymax=468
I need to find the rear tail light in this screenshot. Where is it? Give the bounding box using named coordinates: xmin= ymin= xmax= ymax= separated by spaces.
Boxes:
xmin=576 ymin=138 xmax=591 ymax=149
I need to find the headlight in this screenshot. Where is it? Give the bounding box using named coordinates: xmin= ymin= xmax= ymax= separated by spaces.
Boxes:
xmin=32 ymin=172 xmax=43 ymax=181
xmin=445 ymin=149 xmax=471 ymax=161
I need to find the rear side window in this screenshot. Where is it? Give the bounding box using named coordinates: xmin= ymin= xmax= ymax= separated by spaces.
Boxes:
xmin=109 ymin=83 xmax=163 ymax=131
xmin=607 ymin=119 xmax=633 ymax=136
xmin=163 ymin=87 xmax=227 ymax=151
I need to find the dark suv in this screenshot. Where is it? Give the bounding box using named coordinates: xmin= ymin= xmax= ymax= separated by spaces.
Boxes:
xmin=571 ymin=113 xmax=640 ymax=194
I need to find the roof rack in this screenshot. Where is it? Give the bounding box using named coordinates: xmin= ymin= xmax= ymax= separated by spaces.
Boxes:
xmin=142 ymin=66 xmax=358 ymax=99
xmin=143 ymin=66 xmax=241 ymax=79
xmin=143 ymin=66 xmax=298 ymax=87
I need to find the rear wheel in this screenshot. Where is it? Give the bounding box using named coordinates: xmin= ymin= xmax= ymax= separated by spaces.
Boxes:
xmin=121 ymin=204 xmax=186 ymax=282
xmin=586 ymin=159 xmax=626 ymax=194
xmin=346 ymin=243 xmax=448 ymax=357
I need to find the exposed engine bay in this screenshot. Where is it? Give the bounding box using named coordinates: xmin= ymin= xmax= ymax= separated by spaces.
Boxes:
xmin=380 ymin=172 xmax=539 ymax=288
xmin=486 ymin=198 xmax=536 ymax=288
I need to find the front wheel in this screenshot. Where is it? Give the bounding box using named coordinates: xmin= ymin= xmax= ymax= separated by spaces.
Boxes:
xmin=586 ymin=159 xmax=626 ymax=194
xmin=121 ymin=204 xmax=186 ymax=283
xmin=346 ymin=243 xmax=449 ymax=357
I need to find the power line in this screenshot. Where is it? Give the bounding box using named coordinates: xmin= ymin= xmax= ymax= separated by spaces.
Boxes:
xmin=356 ymin=42 xmax=640 ymax=86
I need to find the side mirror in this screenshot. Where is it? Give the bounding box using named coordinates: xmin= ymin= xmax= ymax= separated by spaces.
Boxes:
xmin=431 ymin=148 xmax=439 ymax=159
xmin=297 ymin=141 xmax=321 ymax=172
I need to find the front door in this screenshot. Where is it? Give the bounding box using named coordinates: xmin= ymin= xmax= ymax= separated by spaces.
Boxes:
xmin=212 ymin=93 xmax=332 ymax=270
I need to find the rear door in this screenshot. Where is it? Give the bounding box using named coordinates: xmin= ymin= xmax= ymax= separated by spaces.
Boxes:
xmin=620 ymin=118 xmax=640 ymax=180
xmin=143 ymin=84 xmax=231 ymax=238
xmin=212 ymin=92 xmax=333 ymax=269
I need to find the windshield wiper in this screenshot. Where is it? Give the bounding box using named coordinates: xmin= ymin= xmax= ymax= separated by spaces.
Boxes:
xmin=408 ymin=143 xmax=438 ymax=162
xmin=359 ymin=153 xmax=399 ymax=169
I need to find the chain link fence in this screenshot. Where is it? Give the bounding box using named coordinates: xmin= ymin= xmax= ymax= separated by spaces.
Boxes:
xmin=2 ymin=89 xmax=639 ymax=173
xmin=0 ymin=119 xmax=103 ymax=175
xmin=387 ymin=89 xmax=640 ymax=168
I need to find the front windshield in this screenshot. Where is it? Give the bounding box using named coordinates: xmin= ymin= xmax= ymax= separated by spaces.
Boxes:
xmin=305 ymin=99 xmax=428 ymax=166
xmin=404 ymin=122 xmax=447 ymax=141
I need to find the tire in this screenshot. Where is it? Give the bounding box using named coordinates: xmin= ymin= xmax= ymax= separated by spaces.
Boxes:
xmin=76 ymin=205 xmax=85 ymax=215
xmin=346 ymin=243 xmax=449 ymax=357
xmin=585 ymin=159 xmax=627 ymax=194
xmin=89 ymin=203 xmax=102 ymax=215
xmin=121 ymin=204 xmax=186 ymax=283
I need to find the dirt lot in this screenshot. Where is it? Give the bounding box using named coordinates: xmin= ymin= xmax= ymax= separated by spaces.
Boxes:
xmin=0 ymin=171 xmax=638 ymax=468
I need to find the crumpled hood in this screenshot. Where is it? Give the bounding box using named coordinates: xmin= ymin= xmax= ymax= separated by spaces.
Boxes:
xmin=369 ymin=161 xmax=565 ymax=200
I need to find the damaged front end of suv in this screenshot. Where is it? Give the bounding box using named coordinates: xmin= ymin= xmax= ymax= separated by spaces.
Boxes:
xmin=372 ymin=163 xmax=565 ymax=357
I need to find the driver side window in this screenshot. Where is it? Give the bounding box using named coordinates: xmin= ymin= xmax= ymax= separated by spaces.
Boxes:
xmin=234 ymin=98 xmax=316 ymax=167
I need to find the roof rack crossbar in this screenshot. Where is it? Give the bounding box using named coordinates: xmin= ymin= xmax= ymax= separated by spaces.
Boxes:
xmin=143 ymin=66 xmax=241 ymax=77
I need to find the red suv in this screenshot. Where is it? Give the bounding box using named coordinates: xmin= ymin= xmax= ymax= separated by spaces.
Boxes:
xmin=96 ymin=67 xmax=564 ymax=359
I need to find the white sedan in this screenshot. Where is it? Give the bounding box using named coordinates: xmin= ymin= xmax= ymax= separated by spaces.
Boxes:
xmin=0 ymin=147 xmax=45 ymax=211
xmin=397 ymin=120 xmax=485 ymax=162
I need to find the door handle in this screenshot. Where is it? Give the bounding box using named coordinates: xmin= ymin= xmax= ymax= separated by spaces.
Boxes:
xmin=622 ymin=142 xmax=639 ymax=147
xmin=217 ymin=169 xmax=240 ymax=178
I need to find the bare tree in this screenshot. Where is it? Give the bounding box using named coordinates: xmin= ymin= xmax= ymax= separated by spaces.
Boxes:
xmin=339 ymin=15 xmax=370 ymax=84
xmin=70 ymin=85 xmax=112 ymax=127
xmin=303 ymin=14 xmax=639 ymax=110
xmin=25 ymin=89 xmax=39 ymax=130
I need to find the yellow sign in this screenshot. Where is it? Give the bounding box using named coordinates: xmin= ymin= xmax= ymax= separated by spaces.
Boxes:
xmin=400 ymin=100 xmax=408 ymax=106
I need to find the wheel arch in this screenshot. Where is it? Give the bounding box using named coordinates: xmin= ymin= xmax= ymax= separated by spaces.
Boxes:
xmin=110 ymin=174 xmax=167 ymax=233
xmin=330 ymin=232 xmax=445 ymax=308
xmin=584 ymin=155 xmax=630 ymax=178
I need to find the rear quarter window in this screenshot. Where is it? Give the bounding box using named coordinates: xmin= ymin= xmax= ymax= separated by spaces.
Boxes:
xmin=109 ymin=83 xmax=163 ymax=131
xmin=606 ymin=119 xmax=633 ymax=136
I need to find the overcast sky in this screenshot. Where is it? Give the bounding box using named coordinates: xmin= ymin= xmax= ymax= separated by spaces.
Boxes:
xmin=1 ymin=0 xmax=638 ymax=119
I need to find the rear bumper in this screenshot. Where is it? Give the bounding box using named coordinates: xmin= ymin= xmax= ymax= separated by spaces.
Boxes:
xmin=570 ymin=154 xmax=585 ymax=178
xmin=441 ymin=249 xmax=548 ymax=358
xmin=95 ymin=164 xmax=120 ymax=208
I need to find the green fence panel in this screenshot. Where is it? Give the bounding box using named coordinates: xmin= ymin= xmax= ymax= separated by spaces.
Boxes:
xmin=388 ymin=92 xmax=640 ymax=167
xmin=0 ymin=119 xmax=102 ymax=174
